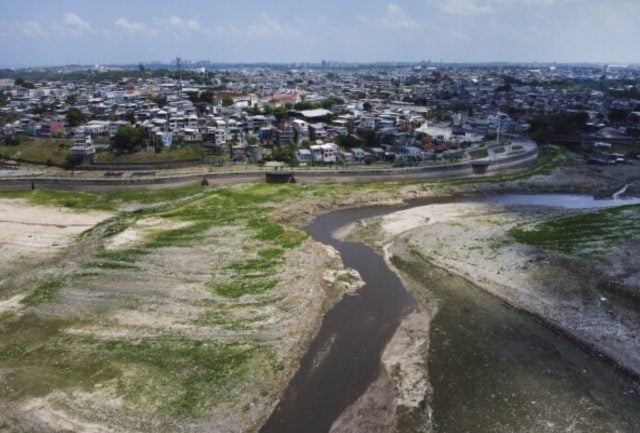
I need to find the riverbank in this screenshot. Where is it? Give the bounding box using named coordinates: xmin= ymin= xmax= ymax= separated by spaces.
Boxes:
xmin=364 ymin=199 xmax=640 ymax=378
xmin=337 ymin=196 xmax=640 ymax=432
xmin=1 ymin=147 xmax=638 ymax=433
xmin=0 ymin=186 xmax=365 ymax=433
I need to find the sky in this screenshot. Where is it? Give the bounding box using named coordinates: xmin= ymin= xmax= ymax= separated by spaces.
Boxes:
xmin=1 ymin=0 xmax=639 ymax=67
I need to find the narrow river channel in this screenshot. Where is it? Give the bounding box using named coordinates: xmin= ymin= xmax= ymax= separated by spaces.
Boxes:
xmin=260 ymin=195 xmax=640 ymax=433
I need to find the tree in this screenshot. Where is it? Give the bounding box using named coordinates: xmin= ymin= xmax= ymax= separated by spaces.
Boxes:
xmin=528 ymin=112 xmax=589 ymax=144
xmin=14 ymin=78 xmax=34 ymax=88
xmin=335 ymin=134 xmax=363 ymax=149
xmin=222 ymin=96 xmax=234 ymax=107
xmin=608 ymin=108 xmax=629 ymax=124
xmin=358 ymin=129 xmax=380 ymax=147
xmin=65 ymin=94 xmax=77 ymax=105
xmin=123 ymin=111 xmax=136 ymax=124
xmin=66 ymin=107 xmax=86 ymax=127
xmin=152 ymin=95 xmax=167 ymax=108
xmin=271 ymin=142 xmax=298 ymax=166
xmin=273 ymin=106 xmax=288 ymax=121
xmin=321 ymin=97 xmax=345 ymax=110
xmin=294 ymin=101 xmax=318 ymax=111
xmin=3 ymin=136 xmax=20 ymax=146
xmin=113 ymin=125 xmax=146 ymax=153
xmin=363 ymin=102 xmax=373 ymax=112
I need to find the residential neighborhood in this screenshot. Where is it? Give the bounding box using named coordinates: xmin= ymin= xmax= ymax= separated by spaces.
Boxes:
xmin=2 ymin=62 xmax=638 ymax=171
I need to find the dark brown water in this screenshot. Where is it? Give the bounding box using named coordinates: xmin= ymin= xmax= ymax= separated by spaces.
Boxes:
xmin=423 ymin=264 xmax=640 ymax=433
xmin=260 ymin=195 xmax=640 ymax=433
xmin=260 ymin=206 xmax=417 ymax=433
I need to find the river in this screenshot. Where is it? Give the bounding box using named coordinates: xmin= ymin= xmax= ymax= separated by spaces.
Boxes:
xmin=260 ymin=194 xmax=640 ymax=433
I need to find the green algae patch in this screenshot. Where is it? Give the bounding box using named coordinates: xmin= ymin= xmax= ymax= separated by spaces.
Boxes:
xmin=509 ymin=205 xmax=640 ymax=257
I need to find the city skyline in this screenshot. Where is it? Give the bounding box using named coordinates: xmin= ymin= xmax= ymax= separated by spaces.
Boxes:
xmin=1 ymin=0 xmax=640 ymax=67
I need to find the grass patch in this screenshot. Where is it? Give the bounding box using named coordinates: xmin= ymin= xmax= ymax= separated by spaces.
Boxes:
xmin=0 ymin=137 xmax=70 ymax=165
xmin=83 ymin=261 xmax=140 ymax=270
xmin=0 ymin=185 xmax=204 ymax=212
xmin=93 ymin=145 xmax=203 ymax=163
xmin=212 ymin=280 xmax=277 ymax=299
xmin=508 ymin=205 xmax=640 ymax=257
xmin=20 ymin=278 xmax=64 ymax=306
xmin=436 ymin=146 xmax=562 ymax=187
xmin=469 ymin=149 xmax=489 ymax=159
xmin=0 ymin=313 xmax=275 ymax=417
xmin=248 ymin=218 xmax=307 ymax=248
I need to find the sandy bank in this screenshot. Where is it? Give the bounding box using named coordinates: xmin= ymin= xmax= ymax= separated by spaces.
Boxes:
xmin=375 ymin=201 xmax=640 ymax=377
xmin=0 ymin=198 xmax=113 ymax=270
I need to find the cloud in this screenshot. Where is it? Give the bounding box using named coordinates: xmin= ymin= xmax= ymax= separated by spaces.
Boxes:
xmin=382 ymin=3 xmax=421 ymax=29
xmin=440 ymin=0 xmax=495 ymax=15
xmin=114 ymin=17 xmax=153 ymax=36
xmin=438 ymin=0 xmax=564 ymax=15
xmin=62 ymin=12 xmax=92 ymax=36
xmin=246 ymin=14 xmax=290 ymax=38
xmin=167 ymin=16 xmax=201 ymax=31
xmin=0 ymin=20 xmax=51 ymax=39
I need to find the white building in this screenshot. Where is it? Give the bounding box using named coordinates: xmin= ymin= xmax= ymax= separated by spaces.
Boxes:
xmin=69 ymin=129 xmax=96 ymax=158
xmin=309 ymin=143 xmax=338 ymax=163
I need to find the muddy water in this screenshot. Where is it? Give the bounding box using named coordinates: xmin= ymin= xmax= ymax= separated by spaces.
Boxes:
xmin=260 ymin=206 xmax=417 ymax=433
xmin=260 ymin=195 xmax=640 ymax=433
xmin=424 ymin=264 xmax=640 ymax=433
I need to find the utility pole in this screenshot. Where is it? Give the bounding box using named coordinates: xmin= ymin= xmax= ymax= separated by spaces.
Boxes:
xmin=176 ymin=57 xmax=183 ymax=109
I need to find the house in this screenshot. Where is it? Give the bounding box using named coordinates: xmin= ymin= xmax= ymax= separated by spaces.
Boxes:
xmin=360 ymin=115 xmax=377 ymax=130
xmin=351 ymin=147 xmax=366 ymax=162
xmin=300 ymin=109 xmax=333 ymax=122
xmin=309 ymin=143 xmax=338 ymax=163
xmin=296 ymin=148 xmax=312 ymax=164
xmin=69 ymin=129 xmax=96 ymax=159
xmin=309 ymin=123 xmax=327 ymax=141
xmin=277 ymin=123 xmax=295 ymax=146
xmin=338 ymin=151 xmax=355 ymax=164
xmin=293 ymin=119 xmax=310 ymax=143
xmin=369 ymin=147 xmax=386 ymax=162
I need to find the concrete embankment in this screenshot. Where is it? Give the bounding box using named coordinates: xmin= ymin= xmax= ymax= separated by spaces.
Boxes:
xmin=0 ymin=148 xmax=537 ymax=191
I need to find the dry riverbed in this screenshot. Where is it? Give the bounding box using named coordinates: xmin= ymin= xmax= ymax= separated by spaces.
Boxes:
xmin=346 ymin=199 xmax=640 ymax=379
xmin=0 ymin=186 xmax=366 ymax=433
xmin=1 ymin=149 xmax=638 ymax=433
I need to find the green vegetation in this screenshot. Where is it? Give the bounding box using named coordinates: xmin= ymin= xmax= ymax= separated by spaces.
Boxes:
xmin=469 ymin=148 xmax=489 ymax=159
xmin=66 ymin=107 xmax=87 ymax=127
xmin=528 ymin=112 xmax=589 ymax=144
xmin=1 ymin=185 xmax=203 ymax=211
xmin=212 ymin=280 xmax=278 ymax=298
xmin=436 ymin=146 xmax=562 ymax=187
xmin=20 ymin=278 xmax=64 ymax=306
xmin=509 ymin=205 xmax=640 ymax=257
xmin=94 ymin=144 xmax=203 ymax=163
xmin=0 ymin=146 xmax=579 ymax=426
xmin=0 ymin=312 xmax=274 ymax=417
xmin=112 ymin=124 xmax=147 ymax=153
xmin=0 ymin=137 xmax=70 ymax=165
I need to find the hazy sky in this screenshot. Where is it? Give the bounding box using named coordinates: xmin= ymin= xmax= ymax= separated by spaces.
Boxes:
xmin=1 ymin=0 xmax=639 ymax=66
